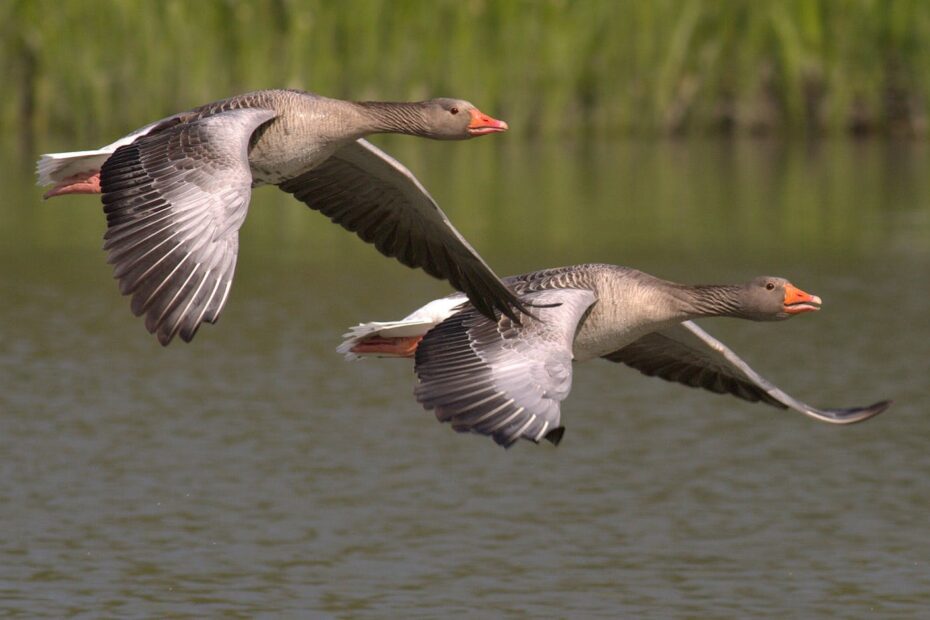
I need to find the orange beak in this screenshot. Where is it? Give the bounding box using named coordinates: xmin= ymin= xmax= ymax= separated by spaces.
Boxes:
xmin=467 ymin=108 xmax=509 ymax=136
xmin=783 ymin=283 xmax=822 ymax=314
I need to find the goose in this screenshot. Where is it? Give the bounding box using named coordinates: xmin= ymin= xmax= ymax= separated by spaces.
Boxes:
xmin=36 ymin=88 xmax=524 ymax=345
xmin=339 ymin=263 xmax=890 ymax=447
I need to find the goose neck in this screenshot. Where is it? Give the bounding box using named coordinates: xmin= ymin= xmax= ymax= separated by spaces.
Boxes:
xmin=672 ymin=284 xmax=746 ymax=319
xmin=353 ymin=101 xmax=430 ymax=136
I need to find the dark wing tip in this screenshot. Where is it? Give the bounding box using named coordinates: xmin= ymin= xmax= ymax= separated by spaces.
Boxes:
xmin=489 ymin=293 xmax=552 ymax=326
xmin=820 ymin=399 xmax=892 ymax=424
xmin=475 ymin=284 xmax=533 ymax=325
xmin=515 ymin=299 xmax=562 ymax=324
xmin=853 ymin=399 xmax=893 ymax=420
xmin=544 ymin=426 xmax=566 ymax=445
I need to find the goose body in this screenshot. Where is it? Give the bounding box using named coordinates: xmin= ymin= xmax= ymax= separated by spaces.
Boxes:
xmin=340 ymin=263 xmax=891 ymax=447
xmin=37 ymin=89 xmax=521 ymax=344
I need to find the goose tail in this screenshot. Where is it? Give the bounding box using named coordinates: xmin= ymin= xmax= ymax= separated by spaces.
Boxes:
xmin=338 ymin=294 xmax=467 ymax=360
xmin=36 ymin=149 xmax=113 ymax=189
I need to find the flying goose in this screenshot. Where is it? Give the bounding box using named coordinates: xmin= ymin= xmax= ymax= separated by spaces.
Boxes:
xmin=37 ymin=88 xmax=523 ymax=344
xmin=340 ymin=263 xmax=890 ymax=447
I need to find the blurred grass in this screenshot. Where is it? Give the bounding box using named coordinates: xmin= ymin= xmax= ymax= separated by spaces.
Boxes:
xmin=3 ymin=0 xmax=930 ymax=147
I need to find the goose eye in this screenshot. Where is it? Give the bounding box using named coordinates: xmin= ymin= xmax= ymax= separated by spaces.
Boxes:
xmin=765 ymin=282 xmax=776 ymax=291
xmin=450 ymin=107 xmax=459 ymax=115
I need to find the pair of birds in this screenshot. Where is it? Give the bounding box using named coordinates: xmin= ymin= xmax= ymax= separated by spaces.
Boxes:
xmin=38 ymin=88 xmax=889 ymax=448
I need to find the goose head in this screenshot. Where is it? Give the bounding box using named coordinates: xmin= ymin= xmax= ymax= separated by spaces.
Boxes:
xmin=741 ymin=276 xmax=822 ymax=321
xmin=420 ymin=98 xmax=509 ymax=139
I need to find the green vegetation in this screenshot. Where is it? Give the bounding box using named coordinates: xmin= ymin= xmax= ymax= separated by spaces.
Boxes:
xmin=3 ymin=0 xmax=930 ymax=146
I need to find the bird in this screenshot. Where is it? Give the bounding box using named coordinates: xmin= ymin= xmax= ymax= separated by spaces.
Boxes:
xmin=339 ymin=263 xmax=891 ymax=448
xmin=36 ymin=88 xmax=525 ymax=345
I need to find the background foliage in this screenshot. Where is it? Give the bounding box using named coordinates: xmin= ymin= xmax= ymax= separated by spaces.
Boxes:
xmin=3 ymin=0 xmax=930 ymax=148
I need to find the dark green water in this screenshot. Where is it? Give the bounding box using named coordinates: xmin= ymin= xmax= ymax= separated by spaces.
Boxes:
xmin=1 ymin=136 xmax=928 ymax=618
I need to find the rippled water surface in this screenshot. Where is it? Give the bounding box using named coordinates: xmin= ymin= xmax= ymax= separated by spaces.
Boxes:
xmin=1 ymin=138 xmax=928 ymax=618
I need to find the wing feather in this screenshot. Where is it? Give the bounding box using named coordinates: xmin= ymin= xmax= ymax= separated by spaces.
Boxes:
xmin=99 ymin=107 xmax=276 ymax=344
xmin=603 ymin=321 xmax=890 ymax=424
xmin=414 ymin=288 xmax=598 ymax=447
xmin=278 ymin=139 xmax=527 ymax=322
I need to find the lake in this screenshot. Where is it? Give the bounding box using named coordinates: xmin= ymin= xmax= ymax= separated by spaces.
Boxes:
xmin=1 ymin=136 xmax=928 ymax=618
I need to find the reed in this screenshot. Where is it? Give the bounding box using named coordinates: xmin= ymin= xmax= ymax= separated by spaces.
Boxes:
xmin=3 ymin=0 xmax=930 ymax=145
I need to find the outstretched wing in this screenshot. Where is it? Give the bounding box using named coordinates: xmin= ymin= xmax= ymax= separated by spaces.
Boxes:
xmin=414 ymin=288 xmax=598 ymax=447
xmin=603 ymin=320 xmax=890 ymax=424
xmin=277 ymin=139 xmax=528 ymax=322
xmin=100 ymin=108 xmax=277 ymax=345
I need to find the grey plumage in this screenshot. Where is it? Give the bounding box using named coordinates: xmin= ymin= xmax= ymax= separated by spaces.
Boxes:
xmin=101 ymin=108 xmax=275 ymax=344
xmin=602 ymin=325 xmax=788 ymax=407
xmin=45 ymin=89 xmax=523 ymax=344
xmin=415 ymin=288 xmax=597 ymax=447
xmin=405 ymin=263 xmax=890 ymax=447
xmin=605 ymin=321 xmax=889 ymax=424
xmin=278 ymin=140 xmax=513 ymax=321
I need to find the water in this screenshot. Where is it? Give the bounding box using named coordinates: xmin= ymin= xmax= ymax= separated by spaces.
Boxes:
xmin=1 ymin=137 xmax=928 ymax=618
